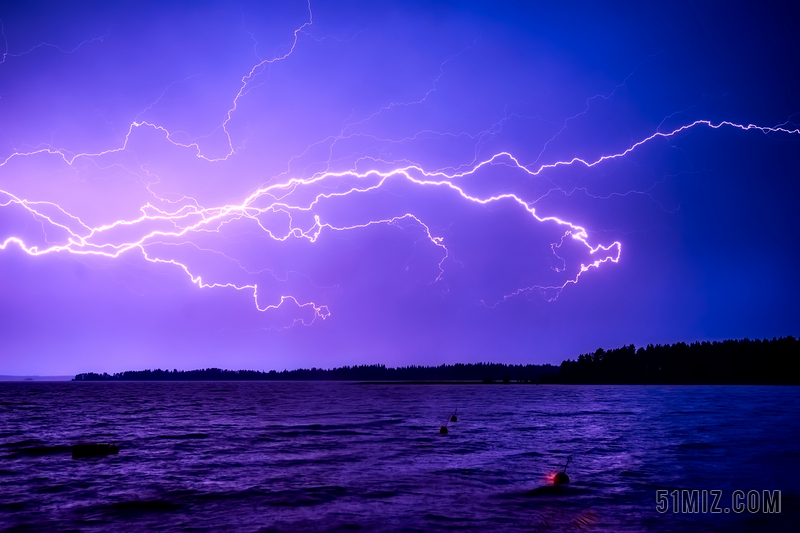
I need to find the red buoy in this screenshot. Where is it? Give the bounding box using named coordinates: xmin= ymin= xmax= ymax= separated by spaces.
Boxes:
xmin=553 ymin=455 xmax=572 ymax=485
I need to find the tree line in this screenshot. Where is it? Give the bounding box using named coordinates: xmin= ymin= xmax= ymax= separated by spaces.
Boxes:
xmin=73 ymin=336 xmax=798 ymax=384
xmin=73 ymin=362 xmax=557 ymax=382
xmin=550 ymin=336 xmax=798 ymax=384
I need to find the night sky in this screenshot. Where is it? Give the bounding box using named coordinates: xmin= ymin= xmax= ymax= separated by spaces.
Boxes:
xmin=1 ymin=1 xmax=799 ymax=375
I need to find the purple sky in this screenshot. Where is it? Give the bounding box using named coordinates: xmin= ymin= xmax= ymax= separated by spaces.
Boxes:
xmin=1 ymin=1 xmax=799 ymax=375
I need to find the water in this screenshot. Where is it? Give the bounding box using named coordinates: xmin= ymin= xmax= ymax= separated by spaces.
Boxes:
xmin=1 ymin=383 xmax=798 ymax=532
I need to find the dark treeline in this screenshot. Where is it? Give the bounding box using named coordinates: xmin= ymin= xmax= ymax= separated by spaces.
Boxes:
xmin=74 ymin=362 xmax=558 ymax=383
xmin=549 ymin=337 xmax=799 ymax=384
xmin=73 ymin=337 xmax=799 ymax=384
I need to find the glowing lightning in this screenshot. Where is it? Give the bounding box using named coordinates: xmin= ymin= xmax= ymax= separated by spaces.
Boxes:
xmin=2 ymin=2 xmax=800 ymax=327
xmin=2 ymin=117 xmax=799 ymax=320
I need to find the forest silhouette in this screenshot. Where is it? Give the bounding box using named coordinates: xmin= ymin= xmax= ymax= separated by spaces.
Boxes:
xmin=74 ymin=336 xmax=798 ymax=384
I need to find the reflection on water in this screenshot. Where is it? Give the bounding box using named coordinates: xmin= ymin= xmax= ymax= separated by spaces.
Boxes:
xmin=1 ymin=383 xmax=798 ymax=531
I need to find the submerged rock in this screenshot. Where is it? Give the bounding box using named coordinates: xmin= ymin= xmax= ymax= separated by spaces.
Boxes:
xmin=72 ymin=443 xmax=119 ymax=459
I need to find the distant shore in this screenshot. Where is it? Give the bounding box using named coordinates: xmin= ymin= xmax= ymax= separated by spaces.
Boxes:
xmin=63 ymin=336 xmax=799 ymax=385
xmin=0 ymin=376 xmax=73 ymax=382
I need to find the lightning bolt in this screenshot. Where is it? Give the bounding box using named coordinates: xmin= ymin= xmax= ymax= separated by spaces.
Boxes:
xmin=1 ymin=2 xmax=799 ymax=329
xmin=0 ymin=20 xmax=111 ymax=67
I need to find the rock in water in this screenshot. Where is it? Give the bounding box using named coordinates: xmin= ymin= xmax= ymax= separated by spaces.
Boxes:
xmin=72 ymin=443 xmax=119 ymax=459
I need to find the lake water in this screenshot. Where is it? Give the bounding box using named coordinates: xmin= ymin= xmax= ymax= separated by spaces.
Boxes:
xmin=1 ymin=383 xmax=798 ymax=531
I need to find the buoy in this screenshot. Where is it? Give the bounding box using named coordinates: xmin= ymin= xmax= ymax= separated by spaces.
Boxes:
xmin=553 ymin=455 xmax=572 ymax=485
xmin=72 ymin=443 xmax=119 ymax=459
xmin=439 ymin=426 xmax=448 ymax=434
xmin=450 ymin=409 xmax=458 ymax=422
